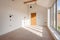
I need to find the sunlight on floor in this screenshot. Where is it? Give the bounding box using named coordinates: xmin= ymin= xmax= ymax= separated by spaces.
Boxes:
xmin=22 ymin=26 xmax=43 ymax=37
xmin=21 ymin=18 xmax=46 ymax=38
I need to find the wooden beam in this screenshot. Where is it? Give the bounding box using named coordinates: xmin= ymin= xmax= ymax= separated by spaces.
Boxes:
xmin=24 ymin=0 xmax=36 ymax=4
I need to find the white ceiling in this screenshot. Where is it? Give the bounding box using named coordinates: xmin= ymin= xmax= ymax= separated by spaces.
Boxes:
xmin=37 ymin=0 xmax=56 ymax=8
xmin=24 ymin=0 xmax=56 ymax=8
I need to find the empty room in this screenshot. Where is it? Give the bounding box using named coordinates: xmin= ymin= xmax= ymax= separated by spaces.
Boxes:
xmin=0 ymin=0 xmax=60 ymax=40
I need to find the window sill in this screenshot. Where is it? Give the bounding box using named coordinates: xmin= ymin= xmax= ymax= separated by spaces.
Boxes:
xmin=48 ymin=26 xmax=60 ymax=40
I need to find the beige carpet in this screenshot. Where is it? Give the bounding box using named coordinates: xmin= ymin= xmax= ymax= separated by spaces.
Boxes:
xmin=0 ymin=26 xmax=55 ymax=40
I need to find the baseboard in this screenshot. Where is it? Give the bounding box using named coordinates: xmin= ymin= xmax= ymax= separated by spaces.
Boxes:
xmin=0 ymin=26 xmax=21 ymax=36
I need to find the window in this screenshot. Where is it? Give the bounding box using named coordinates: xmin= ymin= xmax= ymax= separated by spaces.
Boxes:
xmin=50 ymin=0 xmax=60 ymax=32
xmin=50 ymin=5 xmax=54 ymax=27
xmin=57 ymin=0 xmax=60 ymax=32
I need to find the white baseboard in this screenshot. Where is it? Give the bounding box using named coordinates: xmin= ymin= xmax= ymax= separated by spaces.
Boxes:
xmin=0 ymin=26 xmax=21 ymax=36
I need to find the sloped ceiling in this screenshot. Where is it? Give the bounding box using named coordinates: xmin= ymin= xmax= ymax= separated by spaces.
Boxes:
xmin=37 ymin=0 xmax=56 ymax=8
xmin=24 ymin=0 xmax=56 ymax=8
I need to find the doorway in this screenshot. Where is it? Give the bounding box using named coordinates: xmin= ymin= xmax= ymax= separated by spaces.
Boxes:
xmin=31 ymin=13 xmax=36 ymax=26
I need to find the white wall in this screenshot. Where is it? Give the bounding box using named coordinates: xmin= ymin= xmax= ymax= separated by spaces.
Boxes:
xmin=0 ymin=0 xmax=48 ymax=35
xmin=27 ymin=4 xmax=47 ymax=26
xmin=0 ymin=0 xmax=27 ymax=35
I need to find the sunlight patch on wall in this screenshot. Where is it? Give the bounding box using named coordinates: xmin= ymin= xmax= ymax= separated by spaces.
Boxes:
xmin=22 ymin=19 xmax=30 ymax=27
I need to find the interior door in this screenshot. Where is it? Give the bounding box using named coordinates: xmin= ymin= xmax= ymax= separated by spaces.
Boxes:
xmin=31 ymin=13 xmax=36 ymax=26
